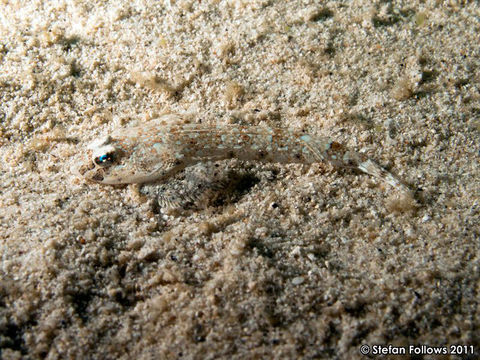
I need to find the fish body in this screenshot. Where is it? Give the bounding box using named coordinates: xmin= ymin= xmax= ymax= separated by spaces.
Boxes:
xmin=77 ymin=113 xmax=411 ymax=195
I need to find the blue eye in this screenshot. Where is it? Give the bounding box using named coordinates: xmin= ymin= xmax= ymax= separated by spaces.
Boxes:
xmin=94 ymin=152 xmax=115 ymax=166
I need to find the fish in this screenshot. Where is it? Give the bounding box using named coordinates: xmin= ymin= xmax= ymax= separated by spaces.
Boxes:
xmin=77 ymin=113 xmax=412 ymax=196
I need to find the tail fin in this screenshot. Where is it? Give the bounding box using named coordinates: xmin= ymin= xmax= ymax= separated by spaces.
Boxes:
xmin=356 ymin=158 xmax=413 ymax=195
xmin=321 ymin=140 xmax=413 ymax=196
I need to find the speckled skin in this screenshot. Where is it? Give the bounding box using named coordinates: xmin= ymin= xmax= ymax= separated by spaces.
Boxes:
xmin=77 ymin=113 xmax=411 ymax=194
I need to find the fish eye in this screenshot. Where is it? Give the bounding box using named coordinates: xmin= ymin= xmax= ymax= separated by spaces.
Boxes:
xmin=94 ymin=152 xmax=115 ymax=167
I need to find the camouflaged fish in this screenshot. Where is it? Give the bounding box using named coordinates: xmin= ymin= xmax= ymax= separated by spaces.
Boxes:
xmin=77 ymin=113 xmax=412 ymax=195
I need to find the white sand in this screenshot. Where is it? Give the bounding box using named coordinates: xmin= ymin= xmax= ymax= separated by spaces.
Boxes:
xmin=0 ymin=1 xmax=479 ymax=359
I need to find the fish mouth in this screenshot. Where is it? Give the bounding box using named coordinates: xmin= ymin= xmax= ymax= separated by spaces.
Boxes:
xmin=73 ymin=150 xmax=106 ymax=183
xmin=74 ymin=162 xmax=106 ymax=183
xmin=74 ymin=161 xmax=132 ymax=184
xmin=73 ymin=151 xmax=164 ymax=185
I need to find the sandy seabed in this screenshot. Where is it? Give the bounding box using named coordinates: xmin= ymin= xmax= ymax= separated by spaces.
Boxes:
xmin=0 ymin=1 xmax=479 ymax=359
